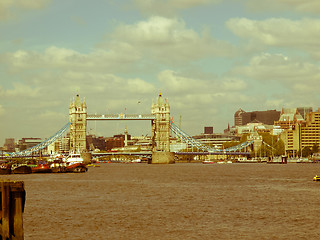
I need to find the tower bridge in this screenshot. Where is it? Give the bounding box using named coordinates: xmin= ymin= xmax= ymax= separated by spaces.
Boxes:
xmin=69 ymin=92 xmax=173 ymax=163
xmin=4 ymin=92 xmax=255 ymax=162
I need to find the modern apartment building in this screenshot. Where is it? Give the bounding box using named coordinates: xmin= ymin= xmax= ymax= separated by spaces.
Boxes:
xmin=280 ymin=109 xmax=320 ymax=157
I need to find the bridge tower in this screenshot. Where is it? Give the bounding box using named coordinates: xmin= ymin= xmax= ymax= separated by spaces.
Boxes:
xmin=69 ymin=92 xmax=87 ymax=153
xmin=151 ymin=92 xmax=174 ymax=164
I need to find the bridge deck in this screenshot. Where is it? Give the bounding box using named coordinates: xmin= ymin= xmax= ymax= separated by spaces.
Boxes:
xmin=87 ymin=114 xmax=156 ymax=120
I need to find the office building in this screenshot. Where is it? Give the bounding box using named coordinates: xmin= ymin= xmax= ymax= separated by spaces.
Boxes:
xmin=234 ymin=109 xmax=280 ymax=126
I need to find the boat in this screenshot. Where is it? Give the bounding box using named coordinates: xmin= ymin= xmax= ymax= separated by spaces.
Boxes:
xmin=32 ymin=164 xmax=52 ymax=173
xmin=50 ymin=160 xmax=67 ymax=173
xmin=12 ymin=165 xmax=32 ymax=174
xmin=131 ymin=159 xmax=141 ymax=163
xmin=0 ymin=163 xmax=11 ymax=175
xmin=48 ymin=155 xmax=67 ymax=173
xmin=202 ymin=160 xmax=214 ymax=164
xmin=66 ymin=153 xmax=84 ymax=165
xmin=66 ymin=163 xmax=88 ymax=173
xmin=313 ymin=175 xmax=320 ymax=181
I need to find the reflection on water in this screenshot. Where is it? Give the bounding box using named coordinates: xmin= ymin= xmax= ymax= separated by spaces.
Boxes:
xmin=4 ymin=163 xmax=320 ymax=239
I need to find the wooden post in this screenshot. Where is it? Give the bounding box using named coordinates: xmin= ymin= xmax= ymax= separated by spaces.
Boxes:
xmin=0 ymin=180 xmax=25 ymax=240
xmin=1 ymin=181 xmax=10 ymax=239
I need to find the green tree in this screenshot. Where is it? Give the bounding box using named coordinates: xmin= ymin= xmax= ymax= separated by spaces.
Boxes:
xmin=240 ymin=134 xmax=248 ymax=143
xmin=312 ymin=143 xmax=319 ymax=154
xmin=302 ymin=147 xmax=312 ymax=157
xmin=274 ymin=139 xmax=285 ymax=156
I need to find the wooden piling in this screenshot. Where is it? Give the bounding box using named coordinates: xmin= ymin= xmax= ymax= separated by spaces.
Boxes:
xmin=0 ymin=180 xmax=25 ymax=240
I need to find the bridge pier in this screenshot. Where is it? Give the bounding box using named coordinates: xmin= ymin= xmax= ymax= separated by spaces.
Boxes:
xmin=150 ymin=92 xmax=175 ymax=164
xmin=151 ymin=151 xmax=175 ymax=164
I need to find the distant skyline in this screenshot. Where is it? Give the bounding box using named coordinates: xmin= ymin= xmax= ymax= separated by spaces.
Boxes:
xmin=1 ymin=0 xmax=320 ymax=145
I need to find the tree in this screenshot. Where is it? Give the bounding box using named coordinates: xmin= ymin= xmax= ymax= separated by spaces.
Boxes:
xmin=312 ymin=143 xmax=319 ymax=154
xmin=274 ymin=139 xmax=285 ymax=156
xmin=302 ymin=147 xmax=312 ymax=157
xmin=255 ymin=133 xmax=284 ymax=157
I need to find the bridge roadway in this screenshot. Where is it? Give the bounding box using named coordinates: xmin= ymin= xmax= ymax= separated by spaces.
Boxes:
xmin=5 ymin=151 xmax=250 ymax=158
xmin=92 ymin=151 xmax=250 ymax=157
xmin=87 ymin=113 xmax=156 ymax=121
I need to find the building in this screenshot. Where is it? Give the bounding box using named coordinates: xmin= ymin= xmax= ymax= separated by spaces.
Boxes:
xmin=234 ymin=109 xmax=245 ymax=126
xmin=105 ymin=136 xmax=124 ymax=151
xmin=240 ymin=110 xmax=280 ymax=126
xmin=17 ymin=138 xmax=42 ymax=152
xmin=204 ymin=127 xmax=213 ymax=134
xmin=234 ymin=109 xmax=281 ymax=127
xmin=69 ymin=92 xmax=87 ymax=153
xmin=3 ymin=138 xmax=15 ymax=152
xmin=236 ymin=121 xmax=273 ymax=135
xmin=274 ymin=108 xmax=304 ymax=129
xmin=193 ymin=127 xmax=241 ymax=149
xmin=86 ymin=135 xmax=106 ymax=151
xmin=297 ymin=107 xmax=313 ymax=120
xmin=280 ymin=108 xmax=320 ymax=157
xmin=47 ymin=136 xmax=70 ymax=155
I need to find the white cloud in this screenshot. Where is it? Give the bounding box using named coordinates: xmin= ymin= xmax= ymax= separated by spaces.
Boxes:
xmin=132 ymin=0 xmax=220 ymax=17
xmin=245 ymin=0 xmax=320 ymax=14
xmin=0 ymin=82 xmax=40 ymax=98
xmin=221 ymin=77 xmax=247 ymax=91
xmin=158 ymin=70 xmax=202 ymax=92
xmin=226 ymin=18 xmax=320 ymax=57
xmin=232 ymin=53 xmax=320 ymax=83
xmin=0 ymin=17 xmax=234 ymax=79
xmin=0 ymin=46 xmax=140 ymax=73
xmin=0 ymin=104 xmax=4 ymax=116
xmin=0 ymin=0 xmax=51 ymax=20
xmin=105 ymin=16 xmax=234 ymax=64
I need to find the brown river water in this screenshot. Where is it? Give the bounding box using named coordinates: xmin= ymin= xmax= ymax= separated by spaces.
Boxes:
xmin=3 ymin=163 xmax=320 ymax=239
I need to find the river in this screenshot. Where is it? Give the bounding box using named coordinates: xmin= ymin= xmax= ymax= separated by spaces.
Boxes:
xmin=4 ymin=163 xmax=320 ymax=239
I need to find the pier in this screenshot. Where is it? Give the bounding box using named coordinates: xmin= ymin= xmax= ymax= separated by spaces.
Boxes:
xmin=0 ymin=180 xmax=25 ymax=240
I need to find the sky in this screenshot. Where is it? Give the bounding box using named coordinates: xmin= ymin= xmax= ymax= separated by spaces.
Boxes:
xmin=1 ymin=0 xmax=320 ymax=146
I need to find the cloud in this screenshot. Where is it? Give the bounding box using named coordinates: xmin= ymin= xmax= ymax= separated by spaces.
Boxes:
xmin=221 ymin=77 xmax=247 ymax=91
xmin=156 ymin=69 xmax=251 ymax=116
xmin=0 ymin=82 xmax=40 ymax=98
xmin=158 ymin=70 xmax=202 ymax=92
xmin=0 ymin=0 xmax=51 ymax=20
xmin=245 ymin=0 xmax=320 ymax=14
xmin=102 ymin=16 xmax=234 ymax=65
xmin=132 ymin=0 xmax=220 ymax=17
xmin=0 ymin=46 xmax=140 ymax=73
xmin=226 ymin=18 xmax=320 ymax=57
xmin=0 ymin=104 xmax=4 ymax=116
xmin=232 ymin=53 xmax=320 ymax=84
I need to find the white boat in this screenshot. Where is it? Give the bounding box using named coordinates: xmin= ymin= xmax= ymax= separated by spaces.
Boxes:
xmin=66 ymin=153 xmax=84 ymax=166
xmin=132 ymin=159 xmax=141 ymax=163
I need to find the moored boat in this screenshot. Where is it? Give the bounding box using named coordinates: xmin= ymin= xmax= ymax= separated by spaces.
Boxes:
xmin=32 ymin=164 xmax=52 ymax=173
xmin=0 ymin=163 xmax=11 ymax=175
xmin=66 ymin=153 xmax=84 ymax=165
xmin=66 ymin=163 xmax=88 ymax=173
xmin=202 ymin=160 xmax=214 ymax=164
xmin=49 ymin=158 xmax=67 ymax=173
xmin=12 ymin=165 xmax=32 ymax=174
